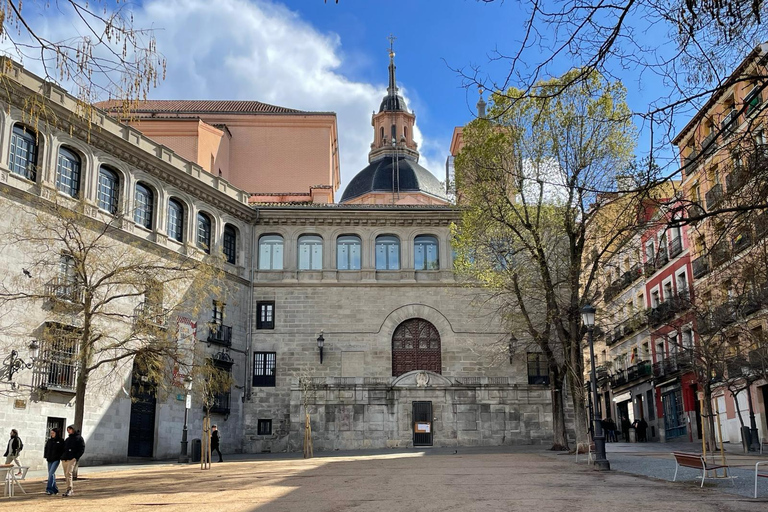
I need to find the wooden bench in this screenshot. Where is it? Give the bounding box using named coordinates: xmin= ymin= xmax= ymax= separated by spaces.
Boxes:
xmin=755 ymin=461 xmax=768 ymax=498
xmin=672 ymin=452 xmax=734 ymax=488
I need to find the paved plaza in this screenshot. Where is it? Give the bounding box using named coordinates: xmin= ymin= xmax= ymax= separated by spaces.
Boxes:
xmin=5 ymin=445 xmax=768 ymax=511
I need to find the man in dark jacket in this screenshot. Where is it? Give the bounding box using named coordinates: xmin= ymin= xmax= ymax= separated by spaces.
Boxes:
xmin=211 ymin=425 xmax=223 ymax=462
xmin=44 ymin=428 xmax=65 ymax=495
xmin=61 ymin=425 xmax=85 ymax=497
xmin=4 ymin=429 xmax=23 ymax=473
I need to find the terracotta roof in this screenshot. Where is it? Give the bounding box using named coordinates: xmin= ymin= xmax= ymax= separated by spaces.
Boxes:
xmin=95 ymin=99 xmax=329 ymax=115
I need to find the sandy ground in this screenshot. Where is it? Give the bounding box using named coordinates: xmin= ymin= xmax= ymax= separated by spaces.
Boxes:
xmin=6 ymin=450 xmax=767 ymax=512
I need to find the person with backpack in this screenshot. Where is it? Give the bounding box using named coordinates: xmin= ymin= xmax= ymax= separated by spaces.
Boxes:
xmin=44 ymin=428 xmax=65 ymax=495
xmin=3 ymin=429 xmax=23 ymax=475
xmin=60 ymin=425 xmax=85 ymax=497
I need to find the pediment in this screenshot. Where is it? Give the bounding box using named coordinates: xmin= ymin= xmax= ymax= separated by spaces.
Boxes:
xmin=391 ymin=370 xmax=452 ymax=388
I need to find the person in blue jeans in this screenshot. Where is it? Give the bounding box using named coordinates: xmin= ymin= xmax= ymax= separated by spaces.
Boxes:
xmin=43 ymin=428 xmax=65 ymax=495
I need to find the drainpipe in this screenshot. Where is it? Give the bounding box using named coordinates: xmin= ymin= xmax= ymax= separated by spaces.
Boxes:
xmin=245 ymin=209 xmax=258 ymax=402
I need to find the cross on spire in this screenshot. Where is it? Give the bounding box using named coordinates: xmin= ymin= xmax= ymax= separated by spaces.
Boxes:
xmin=387 ymin=34 xmax=396 ymax=58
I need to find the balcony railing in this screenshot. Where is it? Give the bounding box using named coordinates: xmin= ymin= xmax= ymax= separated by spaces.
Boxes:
xmin=692 ymin=255 xmax=710 ymax=279
xmin=669 ymin=237 xmax=683 ymax=258
xmin=732 ymin=232 xmax=752 ymax=254
xmin=705 ymin=183 xmax=723 ymax=210
xmin=711 ymin=240 xmax=730 ymax=267
xmin=610 ymin=361 xmax=652 ymax=388
xmin=755 ymin=211 xmax=768 ymax=240
xmin=207 ymin=324 xmax=233 ymax=347
xmin=133 ymin=302 xmax=167 ymax=329
xmin=720 ymin=109 xmax=739 ymax=137
xmin=45 ymin=278 xmax=83 ymax=304
xmin=652 ymin=354 xmax=692 ymax=379
xmin=725 ymin=167 xmax=748 ymax=194
xmin=701 ymin=132 xmax=717 ymax=158
xmin=745 ymin=87 xmax=762 ymax=117
xmin=207 ymin=391 xmax=231 ymax=415
xmin=648 ymin=292 xmax=691 ymax=328
xmin=683 ymin=149 xmax=699 ymax=171
xmin=655 ymin=247 xmax=669 ymax=268
xmin=687 ymin=202 xmax=706 ymax=222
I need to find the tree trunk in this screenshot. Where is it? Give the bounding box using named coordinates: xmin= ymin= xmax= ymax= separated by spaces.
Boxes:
xmin=702 ymin=380 xmax=718 ymax=453
xmin=549 ymin=369 xmax=569 ymax=451
xmin=567 ymin=370 xmax=590 ymax=453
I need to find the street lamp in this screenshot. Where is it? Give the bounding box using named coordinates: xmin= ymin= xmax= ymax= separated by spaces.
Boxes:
xmin=581 ymin=304 xmax=610 ymax=471
xmin=740 ymin=364 xmax=761 ymax=452
xmin=317 ymin=331 xmax=325 ymax=364
xmin=3 ymin=340 xmax=40 ymax=381
xmin=179 ymin=375 xmax=193 ymax=463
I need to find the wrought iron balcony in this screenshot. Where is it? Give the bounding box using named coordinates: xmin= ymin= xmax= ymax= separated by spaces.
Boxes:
xmin=755 ymin=211 xmax=768 ymax=240
xmin=745 ymin=87 xmax=762 ymax=117
xmin=692 ymin=255 xmax=710 ymax=279
xmin=701 ymin=132 xmax=717 ymax=158
xmin=207 ymin=324 xmax=233 ymax=347
xmin=133 ymin=301 xmax=167 ymax=330
xmin=705 ymin=183 xmax=723 ymax=210
xmin=655 ymin=247 xmax=669 ymax=268
xmin=683 ymin=149 xmax=699 ymax=171
xmin=669 ymin=237 xmax=683 ymax=258
xmin=711 ymin=240 xmax=730 ymax=267
xmin=720 ymin=109 xmax=739 ymax=137
xmin=652 ymin=354 xmax=692 ymax=379
xmin=610 ymin=361 xmax=652 ymax=388
xmin=732 ymin=232 xmax=752 ymax=254
xmin=45 ymin=278 xmax=83 ymax=304
xmin=687 ymin=202 xmax=706 ymax=222
xmin=725 ymin=167 xmax=748 ymax=194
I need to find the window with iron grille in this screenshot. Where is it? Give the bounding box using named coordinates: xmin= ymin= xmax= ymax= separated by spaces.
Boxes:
xmin=34 ymin=323 xmax=80 ymax=391
xmin=253 ymin=352 xmax=276 ymax=387
xmin=208 ymin=355 xmax=232 ymax=415
xmin=56 ymin=148 xmax=81 ymax=198
xmin=223 ymin=225 xmax=237 ymax=264
xmin=46 ymin=417 xmax=67 ymax=439
xmin=256 ymin=301 xmax=275 ymax=329
xmin=212 ymin=301 xmax=224 ymax=325
xmin=98 ymin=167 xmax=120 ymax=214
xmin=9 ymin=125 xmax=38 ymax=181
xmin=527 ymin=353 xmax=549 ymax=386
xmin=257 ymin=419 xmax=272 ymax=435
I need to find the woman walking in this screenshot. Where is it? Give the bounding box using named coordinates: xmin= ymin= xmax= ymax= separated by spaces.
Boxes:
xmin=44 ymin=428 xmax=65 ymax=495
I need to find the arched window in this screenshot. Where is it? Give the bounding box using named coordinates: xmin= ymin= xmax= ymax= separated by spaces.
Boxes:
xmin=415 ymin=235 xmax=439 ymax=270
xmin=134 ymin=183 xmax=154 ymax=229
xmin=375 ymin=235 xmax=400 ymax=270
xmin=167 ymin=198 xmax=184 ymax=242
xmin=9 ymin=124 xmax=38 ymax=181
xmin=197 ymin=212 xmax=212 ymax=253
xmin=403 ymin=126 xmax=408 ymax=140
xmin=392 ymin=318 xmax=441 ymax=376
xmin=56 ymin=147 xmax=81 ymax=197
xmin=223 ymin=224 xmax=237 ymax=264
xmin=97 ymin=166 xmax=120 ymax=214
xmin=337 ymin=235 xmax=361 ymax=270
xmin=258 ymin=235 xmax=283 ymax=270
xmin=380 ymin=127 xmax=384 ymax=142
xmin=298 ymin=235 xmax=323 ymax=270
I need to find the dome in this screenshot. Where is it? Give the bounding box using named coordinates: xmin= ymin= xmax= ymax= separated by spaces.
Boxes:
xmin=340 ymin=155 xmax=448 ymax=203
xmin=379 ymin=94 xmax=408 ymax=113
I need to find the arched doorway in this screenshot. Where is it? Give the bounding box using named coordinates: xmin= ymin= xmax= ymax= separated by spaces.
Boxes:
xmin=127 ymin=354 xmax=158 ymax=457
xmin=391 ymin=318 xmax=442 ymax=376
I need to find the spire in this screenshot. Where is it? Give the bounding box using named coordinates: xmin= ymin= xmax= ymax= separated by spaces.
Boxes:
xmin=387 ymin=34 xmax=398 ymax=96
xmin=477 ymin=86 xmax=487 ymax=119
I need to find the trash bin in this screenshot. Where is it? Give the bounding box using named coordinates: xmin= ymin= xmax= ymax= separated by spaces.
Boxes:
xmin=628 ymin=427 xmax=636 ymax=443
xmin=191 ymin=438 xmax=202 ymax=463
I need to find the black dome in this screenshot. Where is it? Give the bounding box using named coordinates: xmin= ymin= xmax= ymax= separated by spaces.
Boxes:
xmin=379 ymin=94 xmax=408 ymax=113
xmin=340 ymin=155 xmax=447 ymax=203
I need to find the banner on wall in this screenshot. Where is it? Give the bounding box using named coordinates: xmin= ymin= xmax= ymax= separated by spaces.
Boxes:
xmin=173 ymin=315 xmax=197 ymax=386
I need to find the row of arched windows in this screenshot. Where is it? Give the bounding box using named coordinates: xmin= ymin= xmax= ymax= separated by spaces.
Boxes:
xmin=258 ymin=234 xmax=440 ymax=271
xmin=7 ymin=123 xmax=240 ymax=265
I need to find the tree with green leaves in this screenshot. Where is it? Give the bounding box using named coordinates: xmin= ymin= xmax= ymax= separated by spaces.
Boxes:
xmin=453 ymin=69 xmax=641 ymax=450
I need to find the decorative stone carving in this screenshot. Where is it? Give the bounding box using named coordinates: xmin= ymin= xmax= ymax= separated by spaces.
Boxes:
xmin=391 ymin=370 xmax=452 ymax=389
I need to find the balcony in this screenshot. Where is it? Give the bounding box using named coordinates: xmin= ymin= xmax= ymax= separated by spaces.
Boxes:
xmin=687 ymin=202 xmax=706 ymax=222
xmin=683 ymin=149 xmax=699 ymax=170
xmin=755 ymin=211 xmax=768 ymax=240
xmin=720 ymin=109 xmax=739 ymax=137
xmin=692 ymin=255 xmax=710 ymax=279
xmin=711 ymin=240 xmax=730 ymax=267
xmin=133 ymin=301 xmax=167 ymax=330
xmin=648 ymin=293 xmax=690 ymax=328
xmin=652 ymin=354 xmax=692 ymax=379
xmin=732 ymin=232 xmax=752 ymax=254
xmin=610 ymin=361 xmax=652 ymax=388
xmin=725 ymin=167 xmax=748 ymax=194
xmin=45 ymin=278 xmax=84 ymax=304
xmin=705 ymin=183 xmax=723 ymax=210
xmin=207 ymin=324 xmax=233 ymax=347
xmin=655 ymin=247 xmax=669 ymax=268
xmin=749 ymin=347 xmax=768 ymax=367
xmin=595 ymin=365 xmax=610 ymax=382
xmin=669 ymin=237 xmax=683 ymax=258
xmin=745 ymin=87 xmax=762 ymax=117
xmin=701 ymin=132 xmax=717 ymax=158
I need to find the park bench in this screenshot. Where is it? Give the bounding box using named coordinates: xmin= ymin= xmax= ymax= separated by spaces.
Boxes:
xmin=0 ymin=465 xmax=29 ymax=498
xmin=755 ymin=461 xmax=768 ymax=498
xmin=672 ymin=452 xmax=734 ymax=488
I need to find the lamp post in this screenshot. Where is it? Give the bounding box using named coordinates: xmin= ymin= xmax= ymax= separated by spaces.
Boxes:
xmin=582 ymin=304 xmax=610 ymax=470
xmin=740 ymin=365 xmax=761 ymax=451
xmin=3 ymin=340 xmax=40 ymax=381
xmin=317 ymin=331 xmax=325 ymax=364
xmin=179 ymin=375 xmax=193 ymax=463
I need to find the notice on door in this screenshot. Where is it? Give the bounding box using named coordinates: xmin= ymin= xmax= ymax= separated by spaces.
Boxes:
xmin=415 ymin=422 xmax=431 ymax=433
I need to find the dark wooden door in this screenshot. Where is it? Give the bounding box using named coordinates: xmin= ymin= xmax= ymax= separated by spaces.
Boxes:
xmin=127 ymin=372 xmax=156 ymax=457
xmin=392 ymin=318 xmax=441 ymax=376
xmin=413 ymin=401 xmax=433 ymax=447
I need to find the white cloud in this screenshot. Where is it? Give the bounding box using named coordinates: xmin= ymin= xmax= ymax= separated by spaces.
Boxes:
xmin=2 ymin=0 xmax=445 ymax=198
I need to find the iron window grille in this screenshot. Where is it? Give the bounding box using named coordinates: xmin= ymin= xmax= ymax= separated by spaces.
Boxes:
xmin=256 ymin=301 xmax=275 ymax=329
xmin=257 ymin=419 xmax=272 ymax=435
xmin=97 ymin=167 xmax=120 ymax=214
xmin=33 ymin=323 xmax=80 ymax=392
xmin=253 ymin=352 xmax=276 ymax=387
xmin=55 ymin=148 xmax=81 ymax=198
xmin=207 ymin=353 xmax=233 ymax=415
xmin=9 ymin=125 xmax=38 ymax=181
xmin=527 ymin=353 xmax=550 ymax=386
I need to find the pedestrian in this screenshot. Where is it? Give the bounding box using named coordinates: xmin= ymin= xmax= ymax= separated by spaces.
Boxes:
xmin=3 ymin=429 xmax=23 ymax=475
xmin=44 ymin=428 xmax=65 ymax=495
xmin=637 ymin=418 xmax=648 ymax=442
xmin=605 ymin=417 xmax=618 ymax=442
xmin=621 ymin=416 xmax=631 ymax=442
xmin=211 ymin=424 xmax=223 ymax=463
xmin=60 ymin=425 xmax=85 ymax=497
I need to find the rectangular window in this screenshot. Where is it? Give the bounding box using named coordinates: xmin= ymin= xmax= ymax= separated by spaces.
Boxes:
xmin=212 ymin=301 xmax=224 ymax=324
xmin=35 ymin=323 xmax=80 ymax=391
xmin=256 ymin=301 xmax=275 ymax=329
xmin=46 ymin=417 xmax=67 ymax=440
xmin=646 ymin=390 xmax=655 ymax=421
xmin=257 ymin=419 xmax=272 ymax=435
xmin=526 ymin=353 xmax=549 ymax=386
xmin=253 ymin=352 xmax=276 ymax=387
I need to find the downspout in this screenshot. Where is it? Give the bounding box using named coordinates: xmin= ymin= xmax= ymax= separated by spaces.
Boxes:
xmin=245 ymin=208 xmax=258 ymax=402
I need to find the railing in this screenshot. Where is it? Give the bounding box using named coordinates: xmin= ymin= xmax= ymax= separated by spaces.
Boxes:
xmin=725 ymin=167 xmax=748 ymax=194
xmin=720 ymin=109 xmax=739 ymax=137
xmin=610 ymin=361 xmax=652 ymax=388
xmin=755 ymin=211 xmax=768 ymax=239
xmin=732 ymin=232 xmax=752 ymax=254
xmin=669 ymin=237 xmax=683 ymax=258
xmin=705 ymin=183 xmax=723 ymax=210
xmin=711 ymin=240 xmax=730 ymax=267
xmin=655 ymin=247 xmax=669 ymax=268
xmin=207 ymin=391 xmax=231 ymax=415
xmin=45 ymin=278 xmax=83 ymax=304
xmin=648 ymin=292 xmax=691 ymax=328
xmin=745 ymin=87 xmax=762 ymax=117
xmin=692 ymin=255 xmax=710 ymax=279
xmin=683 ymin=149 xmax=699 ymax=170
xmin=651 ymin=354 xmax=692 ymax=379
xmin=687 ymin=202 xmax=706 ymax=222
xmin=32 ymin=342 xmax=78 ymax=392
xmin=207 ymin=324 xmax=233 ymax=347
xmin=133 ymin=301 xmax=167 ymax=329
xmin=701 ymin=132 xmax=717 ymax=158
xmin=749 ymin=347 xmax=768 ymax=367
